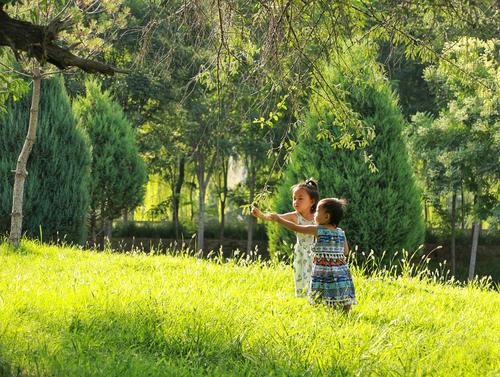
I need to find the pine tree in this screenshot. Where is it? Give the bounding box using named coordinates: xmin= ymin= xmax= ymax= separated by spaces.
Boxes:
xmin=0 ymin=75 xmax=91 ymax=243
xmin=268 ymin=46 xmax=424 ymax=258
xmin=73 ymin=79 xmax=147 ymax=240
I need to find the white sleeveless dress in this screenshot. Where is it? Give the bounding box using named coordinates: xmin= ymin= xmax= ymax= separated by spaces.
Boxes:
xmin=293 ymin=213 xmax=315 ymax=297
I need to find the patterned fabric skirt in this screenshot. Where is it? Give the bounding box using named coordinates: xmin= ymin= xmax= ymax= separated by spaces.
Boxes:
xmin=309 ymin=252 xmax=357 ymax=307
xmin=293 ymin=242 xmax=313 ymax=297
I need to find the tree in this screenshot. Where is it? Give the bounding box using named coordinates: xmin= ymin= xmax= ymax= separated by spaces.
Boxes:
xmin=80 ymin=0 xmax=495 ymax=255
xmin=239 ymin=95 xmax=291 ymax=253
xmin=0 ymin=1 xmax=128 ymax=247
xmin=138 ymin=107 xmax=189 ymax=238
xmin=73 ymin=80 xmax=147 ymax=242
xmin=418 ymin=37 xmax=499 ymax=279
xmin=0 ymin=75 xmax=91 ymax=243
xmin=407 ymin=112 xmax=468 ymax=275
xmin=191 ymin=97 xmax=219 ymax=252
xmin=268 ymin=44 xmax=424 ymax=258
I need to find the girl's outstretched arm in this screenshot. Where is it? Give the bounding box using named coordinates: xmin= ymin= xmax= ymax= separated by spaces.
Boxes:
xmin=270 ymin=213 xmax=317 ymax=235
xmin=251 ymin=207 xmax=271 ymax=220
xmin=251 ymin=207 xmax=296 ymax=222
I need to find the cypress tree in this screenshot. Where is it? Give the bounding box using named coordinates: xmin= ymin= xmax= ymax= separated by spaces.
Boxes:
xmin=268 ymin=46 xmax=424 ymax=258
xmin=0 ymin=75 xmax=91 ymax=243
xmin=73 ymin=79 xmax=147 ymax=239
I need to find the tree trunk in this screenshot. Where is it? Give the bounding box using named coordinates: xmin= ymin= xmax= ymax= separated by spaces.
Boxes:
xmin=246 ymin=167 xmax=256 ymax=253
xmin=189 ymin=180 xmax=195 ymax=222
xmin=172 ymin=156 xmax=185 ymax=239
xmin=103 ymin=217 xmax=113 ymax=246
xmin=9 ymin=64 xmax=42 ymax=248
xmin=424 ymin=200 xmax=428 ymax=226
xmin=219 ymin=156 xmax=229 ymax=246
xmin=450 ymin=191 xmax=457 ymax=276
xmin=195 ymin=152 xmax=216 ymax=254
xmin=468 ymin=221 xmax=480 ymax=281
xmin=197 ymin=180 xmax=206 ymax=253
xmin=90 ymin=208 xmax=98 ymax=245
xmin=196 ymin=156 xmax=206 ymax=253
xmin=219 ymin=196 xmax=226 ymax=246
xmin=460 ymin=183 xmax=465 ymax=230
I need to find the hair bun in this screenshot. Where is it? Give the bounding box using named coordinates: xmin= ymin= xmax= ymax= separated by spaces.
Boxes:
xmin=305 ymin=178 xmax=318 ymax=189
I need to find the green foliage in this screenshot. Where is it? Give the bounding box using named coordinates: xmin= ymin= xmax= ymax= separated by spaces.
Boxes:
xmin=268 ymin=46 xmax=424 ymax=257
xmin=73 ymin=79 xmax=147 ymax=221
xmin=0 ymin=240 xmax=498 ymax=376
xmin=113 ymin=220 xmax=267 ymax=240
xmin=0 ymin=76 xmax=91 ymax=243
xmin=0 ymin=54 xmax=29 ymax=110
xmin=378 ymin=44 xmax=437 ymax=118
xmin=0 ymin=73 xmax=28 ymax=110
xmin=426 ymin=228 xmax=500 ymax=247
xmin=409 ymin=38 xmax=499 ymax=224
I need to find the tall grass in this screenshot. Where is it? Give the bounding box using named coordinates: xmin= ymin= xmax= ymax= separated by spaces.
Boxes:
xmin=0 ymin=239 xmax=498 ymax=376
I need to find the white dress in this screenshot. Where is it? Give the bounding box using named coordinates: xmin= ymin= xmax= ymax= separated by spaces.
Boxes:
xmin=293 ymin=213 xmax=315 ymax=297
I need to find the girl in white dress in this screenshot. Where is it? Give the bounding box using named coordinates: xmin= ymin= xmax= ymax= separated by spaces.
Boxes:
xmin=252 ymin=179 xmax=319 ymax=297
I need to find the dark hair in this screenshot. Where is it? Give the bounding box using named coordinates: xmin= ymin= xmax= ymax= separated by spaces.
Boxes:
xmin=291 ymin=178 xmax=319 ymax=213
xmin=318 ymin=198 xmax=347 ymax=226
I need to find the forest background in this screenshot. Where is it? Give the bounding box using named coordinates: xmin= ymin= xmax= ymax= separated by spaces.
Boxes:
xmin=0 ymin=0 xmax=498 ymax=282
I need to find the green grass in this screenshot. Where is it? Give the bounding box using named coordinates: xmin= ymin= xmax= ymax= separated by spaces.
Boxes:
xmin=0 ymin=241 xmax=499 ymax=376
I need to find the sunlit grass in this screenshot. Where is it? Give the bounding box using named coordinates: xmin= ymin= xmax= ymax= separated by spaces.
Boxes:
xmin=0 ymin=240 xmax=499 ymax=376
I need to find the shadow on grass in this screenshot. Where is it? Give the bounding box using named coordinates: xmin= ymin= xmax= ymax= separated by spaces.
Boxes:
xmin=33 ymin=307 xmax=354 ymax=377
xmin=0 ymin=357 xmax=24 ymax=377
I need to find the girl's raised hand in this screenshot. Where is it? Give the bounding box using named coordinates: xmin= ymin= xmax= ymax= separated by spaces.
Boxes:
xmin=251 ymin=206 xmax=272 ymax=221
xmin=251 ymin=206 xmax=262 ymax=218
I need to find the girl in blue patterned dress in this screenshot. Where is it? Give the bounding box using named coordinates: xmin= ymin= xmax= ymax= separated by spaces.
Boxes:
xmin=252 ymin=180 xmax=319 ymax=297
xmin=270 ymin=198 xmax=356 ymax=312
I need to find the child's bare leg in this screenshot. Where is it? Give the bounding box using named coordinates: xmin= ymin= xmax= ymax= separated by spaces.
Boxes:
xmin=342 ymin=304 xmax=351 ymax=313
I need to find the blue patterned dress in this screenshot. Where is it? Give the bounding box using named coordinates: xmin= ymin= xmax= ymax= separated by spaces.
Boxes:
xmin=309 ymin=226 xmax=356 ymax=306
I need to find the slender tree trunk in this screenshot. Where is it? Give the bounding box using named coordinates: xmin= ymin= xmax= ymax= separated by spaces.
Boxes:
xmin=460 ymin=183 xmax=465 ymax=230
xmin=123 ymin=209 xmax=129 ymax=222
xmin=189 ymin=179 xmax=195 ymax=222
xmin=172 ymin=156 xmax=185 ymax=239
xmin=468 ymin=194 xmax=480 ymax=280
xmin=9 ymin=64 xmax=42 ymax=248
xmin=195 ymin=152 xmax=216 ymax=254
xmin=219 ymin=194 xmax=226 ymax=245
xmin=196 ymin=155 xmax=206 ymax=253
xmin=90 ymin=208 xmax=98 ymax=245
xmin=103 ymin=217 xmax=113 ymax=246
xmin=468 ymin=221 xmax=480 ymax=281
xmin=219 ymin=156 xmax=229 ymax=246
xmin=197 ymin=182 xmax=206 ymax=253
xmin=246 ymin=167 xmax=256 ymax=253
xmin=424 ymin=200 xmax=428 ymax=226
xmin=450 ymin=191 xmax=457 ymax=276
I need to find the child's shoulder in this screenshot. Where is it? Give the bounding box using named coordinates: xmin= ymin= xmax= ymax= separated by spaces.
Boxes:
xmin=282 ymin=211 xmax=299 ymax=223
xmin=317 ymin=226 xmax=345 ymax=236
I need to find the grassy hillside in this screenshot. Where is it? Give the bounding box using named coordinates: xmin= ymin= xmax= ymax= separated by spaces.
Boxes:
xmin=0 ymin=240 xmax=498 ymax=376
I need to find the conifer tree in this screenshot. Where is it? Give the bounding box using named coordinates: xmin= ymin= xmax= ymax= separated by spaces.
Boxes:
xmin=268 ymin=46 xmax=424 ymax=258
xmin=73 ymin=80 xmax=147 ymax=241
xmin=0 ymin=76 xmax=91 ymax=243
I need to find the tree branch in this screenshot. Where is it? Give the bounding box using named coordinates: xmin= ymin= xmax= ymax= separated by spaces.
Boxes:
xmin=0 ymin=8 xmax=127 ymax=75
